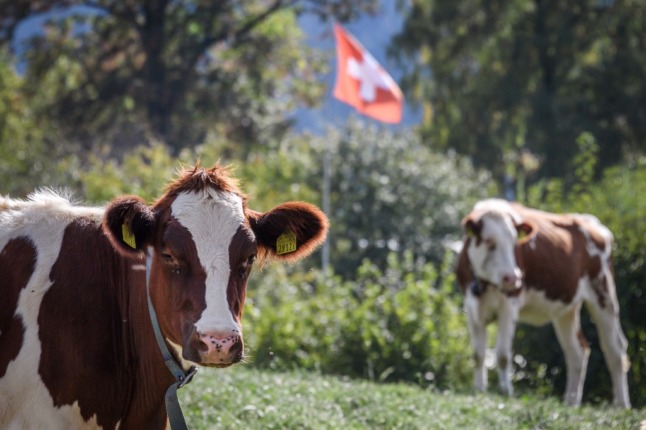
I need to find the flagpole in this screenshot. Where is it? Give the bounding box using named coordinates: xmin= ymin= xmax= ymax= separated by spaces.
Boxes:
xmin=321 ymin=142 xmax=331 ymax=273
xmin=320 ymin=22 xmax=404 ymax=273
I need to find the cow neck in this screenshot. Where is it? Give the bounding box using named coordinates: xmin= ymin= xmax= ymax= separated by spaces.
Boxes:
xmin=468 ymin=264 xmax=522 ymax=298
xmin=145 ymin=247 xmax=197 ymax=430
xmin=469 ymin=279 xmax=489 ymax=296
xmin=466 ymin=257 xmax=491 ymax=296
xmin=470 ymin=277 xmax=523 ymax=298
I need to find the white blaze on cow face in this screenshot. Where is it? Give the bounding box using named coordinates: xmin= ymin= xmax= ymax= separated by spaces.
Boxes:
xmin=467 ymin=211 xmax=522 ymax=290
xmin=170 ymin=189 xmax=248 ymax=357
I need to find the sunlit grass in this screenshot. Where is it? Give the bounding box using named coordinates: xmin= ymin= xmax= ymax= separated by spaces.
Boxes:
xmin=180 ymin=366 xmax=645 ymax=429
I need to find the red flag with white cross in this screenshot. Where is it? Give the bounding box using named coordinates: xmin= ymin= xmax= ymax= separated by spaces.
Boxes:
xmin=333 ymin=24 xmax=403 ymax=124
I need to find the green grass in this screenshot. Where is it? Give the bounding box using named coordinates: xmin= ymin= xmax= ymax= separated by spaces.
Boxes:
xmin=180 ymin=366 xmax=645 ymax=429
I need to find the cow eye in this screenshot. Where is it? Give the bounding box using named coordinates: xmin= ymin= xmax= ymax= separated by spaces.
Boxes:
xmin=238 ymin=264 xmax=251 ymax=279
xmin=238 ymin=255 xmax=256 ymax=278
xmin=488 ymin=243 xmax=496 ymax=251
xmin=161 ymin=253 xmax=182 ymax=275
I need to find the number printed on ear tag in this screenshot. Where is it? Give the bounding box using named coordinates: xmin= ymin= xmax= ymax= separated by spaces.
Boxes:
xmin=276 ymin=230 xmax=297 ymax=255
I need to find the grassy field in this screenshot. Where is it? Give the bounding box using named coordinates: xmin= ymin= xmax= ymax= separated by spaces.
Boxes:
xmin=180 ymin=366 xmax=645 ymax=429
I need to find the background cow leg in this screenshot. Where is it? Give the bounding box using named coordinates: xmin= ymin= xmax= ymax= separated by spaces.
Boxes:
xmin=584 ymin=287 xmax=631 ymax=408
xmin=552 ymin=304 xmax=589 ymax=406
xmin=466 ymin=306 xmax=488 ymax=392
xmin=495 ymin=304 xmax=517 ymax=396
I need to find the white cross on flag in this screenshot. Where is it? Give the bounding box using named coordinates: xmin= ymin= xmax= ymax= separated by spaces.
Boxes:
xmin=333 ymin=24 xmax=403 ymax=124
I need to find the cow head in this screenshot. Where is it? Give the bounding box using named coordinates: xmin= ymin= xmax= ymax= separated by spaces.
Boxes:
xmin=462 ymin=201 xmax=534 ymax=292
xmin=102 ymin=165 xmax=328 ymax=368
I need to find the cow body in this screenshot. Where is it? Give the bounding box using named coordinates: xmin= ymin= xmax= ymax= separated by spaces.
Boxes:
xmin=456 ymin=199 xmax=630 ymax=408
xmin=0 ymin=165 xmax=328 ymax=428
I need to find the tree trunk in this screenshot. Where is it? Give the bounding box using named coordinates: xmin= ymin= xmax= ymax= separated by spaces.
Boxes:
xmin=533 ymin=0 xmax=562 ymax=179
xmin=141 ymin=0 xmax=172 ymax=147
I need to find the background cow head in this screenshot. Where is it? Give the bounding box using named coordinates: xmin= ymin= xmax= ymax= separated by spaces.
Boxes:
xmin=462 ymin=200 xmax=535 ymax=291
xmin=102 ymin=165 xmax=328 ymax=368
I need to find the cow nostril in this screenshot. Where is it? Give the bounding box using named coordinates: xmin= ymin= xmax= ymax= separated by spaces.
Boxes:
xmin=228 ymin=341 xmax=243 ymax=361
xmin=196 ymin=337 xmax=209 ymax=353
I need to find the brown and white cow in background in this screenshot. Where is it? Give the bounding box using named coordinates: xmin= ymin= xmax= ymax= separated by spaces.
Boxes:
xmin=0 ymin=164 xmax=328 ymax=429
xmin=455 ymin=199 xmax=630 ymax=408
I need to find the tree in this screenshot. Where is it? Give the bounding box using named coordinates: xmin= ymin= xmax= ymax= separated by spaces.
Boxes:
xmin=0 ymin=0 xmax=378 ymax=154
xmin=0 ymin=47 xmax=79 ymax=196
xmin=390 ymin=0 xmax=646 ymax=184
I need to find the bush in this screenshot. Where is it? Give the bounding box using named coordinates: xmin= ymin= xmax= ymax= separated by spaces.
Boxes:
xmin=244 ymin=251 xmax=472 ymax=390
xmin=315 ymin=118 xmax=493 ymax=277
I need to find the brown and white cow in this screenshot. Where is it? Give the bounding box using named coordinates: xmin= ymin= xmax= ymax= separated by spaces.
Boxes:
xmin=0 ymin=165 xmax=328 ymax=429
xmin=455 ymin=199 xmax=630 ymax=408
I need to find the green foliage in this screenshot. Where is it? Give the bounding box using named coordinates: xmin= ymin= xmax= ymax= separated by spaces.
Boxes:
xmin=80 ymin=143 xmax=191 ymax=203
xmin=244 ymin=251 xmax=472 ymax=390
xmin=391 ymin=0 xmax=646 ymax=182
xmin=199 ymin=132 xmax=323 ymax=213
xmin=180 ymin=366 xmax=646 ymax=429
xmin=317 ymin=118 xmax=493 ymax=276
xmin=77 ymin=130 xmax=322 ymax=209
xmin=571 ymin=132 xmax=599 ymax=199
xmin=0 ymin=0 xmax=378 ymax=153
xmin=0 ymin=48 xmax=78 ymax=196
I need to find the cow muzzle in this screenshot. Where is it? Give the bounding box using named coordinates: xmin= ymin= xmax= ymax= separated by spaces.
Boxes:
xmin=499 ymin=268 xmax=523 ymax=292
xmin=195 ymin=330 xmax=244 ymax=367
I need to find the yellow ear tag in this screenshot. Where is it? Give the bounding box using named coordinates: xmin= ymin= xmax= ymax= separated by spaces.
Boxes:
xmin=517 ymin=230 xmax=528 ymax=242
xmin=276 ymin=230 xmax=297 ymax=255
xmin=122 ymin=223 xmax=137 ymax=249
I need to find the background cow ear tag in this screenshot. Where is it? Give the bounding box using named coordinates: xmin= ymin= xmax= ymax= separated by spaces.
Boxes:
xmin=276 ymin=230 xmax=297 ymax=255
xmin=122 ymin=223 xmax=137 ymax=249
xmin=517 ymin=230 xmax=527 ymax=242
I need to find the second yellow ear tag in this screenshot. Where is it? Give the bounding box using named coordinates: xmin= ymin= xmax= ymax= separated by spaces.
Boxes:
xmin=276 ymin=230 xmax=297 ymax=255
xmin=122 ymin=223 xmax=137 ymax=249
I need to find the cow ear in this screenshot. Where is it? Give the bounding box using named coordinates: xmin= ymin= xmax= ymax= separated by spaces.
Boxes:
xmin=248 ymin=202 xmax=329 ymax=263
xmin=103 ymin=196 xmax=156 ymax=256
xmin=515 ymin=221 xmax=535 ymax=243
xmin=462 ymin=216 xmax=482 ymax=239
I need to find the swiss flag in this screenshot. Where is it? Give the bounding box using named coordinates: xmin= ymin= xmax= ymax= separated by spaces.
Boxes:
xmin=333 ymin=24 xmax=404 ymax=124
